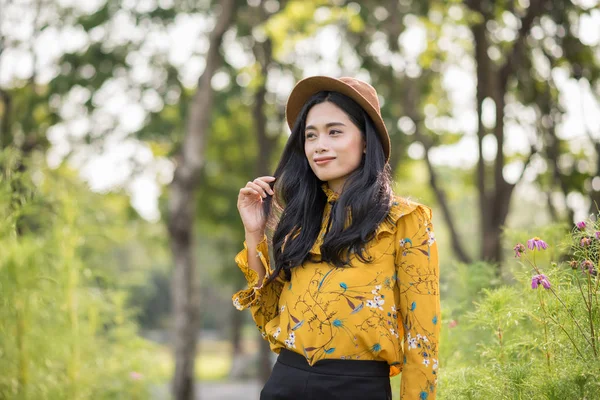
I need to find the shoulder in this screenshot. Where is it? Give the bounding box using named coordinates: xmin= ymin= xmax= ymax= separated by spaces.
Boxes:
xmin=375 ymin=194 xmax=433 ymax=238
xmin=390 ymin=195 xmax=432 ymax=221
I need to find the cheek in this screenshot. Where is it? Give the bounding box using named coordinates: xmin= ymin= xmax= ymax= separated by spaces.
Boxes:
xmin=346 ymin=138 xmax=364 ymax=163
xmin=304 ymin=142 xmax=312 ymax=158
xmin=304 ymin=143 xmax=317 ymax=169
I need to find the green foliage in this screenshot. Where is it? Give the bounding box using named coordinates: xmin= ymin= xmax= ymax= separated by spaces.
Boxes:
xmin=3 ymin=0 xmax=600 ymax=395
xmin=0 ymin=151 xmax=162 ymax=399
xmin=265 ymin=1 xmax=358 ymax=59
xmin=439 ymin=260 xmax=501 ymax=370
xmin=439 ymin=222 xmax=600 ymax=399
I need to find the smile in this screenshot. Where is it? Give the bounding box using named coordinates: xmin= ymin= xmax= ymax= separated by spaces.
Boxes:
xmin=315 ymin=158 xmax=335 ymax=165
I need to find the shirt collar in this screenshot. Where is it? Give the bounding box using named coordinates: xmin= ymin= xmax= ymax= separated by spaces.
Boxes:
xmin=321 ymin=183 xmax=340 ymax=203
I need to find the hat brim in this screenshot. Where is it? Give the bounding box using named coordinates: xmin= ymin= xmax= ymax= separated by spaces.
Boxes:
xmin=285 ymin=76 xmax=390 ymax=162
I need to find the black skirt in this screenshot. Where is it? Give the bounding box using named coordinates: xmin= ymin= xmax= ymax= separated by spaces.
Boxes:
xmin=260 ymin=349 xmax=392 ymax=400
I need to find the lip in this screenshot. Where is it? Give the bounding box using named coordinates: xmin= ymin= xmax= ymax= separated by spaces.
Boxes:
xmin=314 ymin=157 xmax=336 ymax=165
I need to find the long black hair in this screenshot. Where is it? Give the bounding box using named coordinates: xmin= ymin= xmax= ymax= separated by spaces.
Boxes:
xmin=263 ymin=91 xmax=393 ymax=282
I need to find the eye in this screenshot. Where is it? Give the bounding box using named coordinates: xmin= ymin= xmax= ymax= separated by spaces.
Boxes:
xmin=305 ymin=132 xmax=316 ymax=139
xmin=329 ymin=129 xmax=342 ymax=135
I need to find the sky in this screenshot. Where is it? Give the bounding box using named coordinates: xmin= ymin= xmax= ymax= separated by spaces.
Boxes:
xmin=1 ymin=0 xmax=599 ymax=221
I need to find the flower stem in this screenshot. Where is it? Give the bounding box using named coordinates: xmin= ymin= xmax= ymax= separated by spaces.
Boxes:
xmin=586 ymin=273 xmax=598 ymax=358
xmin=497 ymin=324 xmax=504 ymax=363
xmin=525 ymin=254 xmax=541 ymax=274
xmin=549 ymin=287 xmax=595 ymax=350
xmin=539 ymin=291 xmax=551 ymax=370
xmin=574 ymin=272 xmax=590 ymax=310
xmin=539 ymin=295 xmax=586 ymax=360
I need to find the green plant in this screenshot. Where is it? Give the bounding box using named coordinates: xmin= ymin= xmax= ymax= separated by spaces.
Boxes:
xmin=439 ymin=221 xmax=600 ymax=399
xmin=0 ymin=151 xmax=161 ymax=399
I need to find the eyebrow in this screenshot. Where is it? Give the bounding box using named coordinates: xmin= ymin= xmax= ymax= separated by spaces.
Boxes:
xmin=305 ymin=122 xmax=346 ymax=131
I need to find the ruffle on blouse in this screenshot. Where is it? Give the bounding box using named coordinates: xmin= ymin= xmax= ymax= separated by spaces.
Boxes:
xmin=232 ymin=235 xmax=272 ymax=311
xmin=308 ymin=184 xmax=425 ymax=256
xmin=374 ymin=197 xmax=428 ymax=238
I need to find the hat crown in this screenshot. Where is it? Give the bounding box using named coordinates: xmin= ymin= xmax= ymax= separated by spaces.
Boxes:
xmin=338 ymin=77 xmax=380 ymax=110
xmin=284 ymin=75 xmax=391 ymax=161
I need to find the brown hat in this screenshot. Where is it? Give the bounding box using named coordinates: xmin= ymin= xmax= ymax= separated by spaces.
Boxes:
xmin=285 ymin=76 xmax=391 ymax=162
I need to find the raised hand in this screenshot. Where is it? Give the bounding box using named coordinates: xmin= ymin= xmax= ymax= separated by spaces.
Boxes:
xmin=237 ymin=176 xmax=276 ymax=236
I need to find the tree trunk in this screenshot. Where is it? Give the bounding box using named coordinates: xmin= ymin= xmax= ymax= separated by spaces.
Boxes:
xmin=252 ymin=33 xmax=279 ymax=383
xmin=403 ymin=78 xmax=472 ymax=264
xmin=590 ymin=143 xmax=600 ymax=215
xmin=589 ymin=89 xmax=600 ymax=216
xmin=584 ymin=83 xmax=600 ymax=215
xmin=254 ymin=79 xmax=275 ymax=382
xmin=468 ymin=0 xmax=543 ymax=269
xmin=229 ymin=243 xmax=248 ymax=379
xmin=378 ymin=0 xmax=474 ymax=263
xmin=230 ymin=306 xmax=243 ymax=354
xmin=471 ymin=15 xmax=494 ymax=264
xmin=168 ymin=1 xmax=236 ymax=399
xmin=0 ymin=89 xmax=11 ymax=149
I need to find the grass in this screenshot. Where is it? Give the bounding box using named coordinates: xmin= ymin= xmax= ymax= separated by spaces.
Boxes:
xmin=196 ymin=354 xmax=232 ymax=381
xmin=149 ymin=337 xmax=255 ymax=383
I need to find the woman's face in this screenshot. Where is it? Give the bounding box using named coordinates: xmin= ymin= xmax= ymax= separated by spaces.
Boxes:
xmin=304 ymin=101 xmax=365 ymax=193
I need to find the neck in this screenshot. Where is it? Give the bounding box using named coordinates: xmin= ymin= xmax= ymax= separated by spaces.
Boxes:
xmin=327 ymin=179 xmax=344 ymax=194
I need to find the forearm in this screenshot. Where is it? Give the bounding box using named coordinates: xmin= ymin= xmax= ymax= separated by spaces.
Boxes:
xmin=245 ymin=230 xmax=267 ymax=286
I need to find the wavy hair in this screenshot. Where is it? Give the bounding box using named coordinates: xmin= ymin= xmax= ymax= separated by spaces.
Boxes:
xmin=263 ymin=91 xmax=393 ymax=282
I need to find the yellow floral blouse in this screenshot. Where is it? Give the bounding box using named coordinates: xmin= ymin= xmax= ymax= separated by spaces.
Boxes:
xmin=232 ymin=185 xmax=440 ymax=399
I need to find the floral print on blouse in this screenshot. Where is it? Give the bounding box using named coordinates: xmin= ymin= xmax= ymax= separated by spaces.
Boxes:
xmin=232 ymin=185 xmax=440 ymax=400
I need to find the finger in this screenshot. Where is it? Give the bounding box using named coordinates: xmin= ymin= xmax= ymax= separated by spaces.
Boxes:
xmin=247 ymin=182 xmax=268 ymax=198
xmin=239 ymin=189 xmax=262 ymax=204
xmin=253 ymin=178 xmax=275 ymax=195
xmin=240 ymin=187 xmax=262 ymax=198
xmin=255 ymin=176 xmax=276 ymax=182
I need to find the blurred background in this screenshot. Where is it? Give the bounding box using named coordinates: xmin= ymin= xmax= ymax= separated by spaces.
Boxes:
xmin=1 ymin=0 xmax=600 ymax=399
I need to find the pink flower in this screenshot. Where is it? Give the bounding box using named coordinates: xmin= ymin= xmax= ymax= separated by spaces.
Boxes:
xmin=531 ymin=274 xmax=551 ymax=290
xmin=527 ymin=237 xmax=548 ymax=251
xmin=569 ymin=260 xmax=578 ymax=270
xmin=580 ymin=237 xmax=592 ymax=247
xmin=513 ymin=243 xmax=526 ymax=258
xmin=449 ymin=320 xmax=458 ymax=328
xmin=576 ymin=221 xmax=586 ymax=230
xmin=595 ymin=231 xmax=600 ymax=240
xmin=129 ymin=372 xmax=143 ymax=381
xmin=581 ymin=260 xmax=596 ymax=275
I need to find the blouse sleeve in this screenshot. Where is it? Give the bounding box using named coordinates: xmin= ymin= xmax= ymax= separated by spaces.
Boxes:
xmin=395 ymin=205 xmax=440 ymax=400
xmin=231 ymin=235 xmax=284 ymax=339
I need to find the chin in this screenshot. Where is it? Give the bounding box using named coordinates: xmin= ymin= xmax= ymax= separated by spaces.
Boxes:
xmin=310 ymin=165 xmax=353 ymax=183
xmin=311 ymin=170 xmax=334 ymax=182
xmin=315 ymin=173 xmax=343 ymax=182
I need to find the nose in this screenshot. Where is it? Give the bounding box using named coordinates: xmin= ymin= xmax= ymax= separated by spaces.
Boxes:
xmin=314 ymin=134 xmax=329 ymax=153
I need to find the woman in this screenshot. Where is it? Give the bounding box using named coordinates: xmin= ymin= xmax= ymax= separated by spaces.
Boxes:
xmin=233 ymin=76 xmax=440 ymax=400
